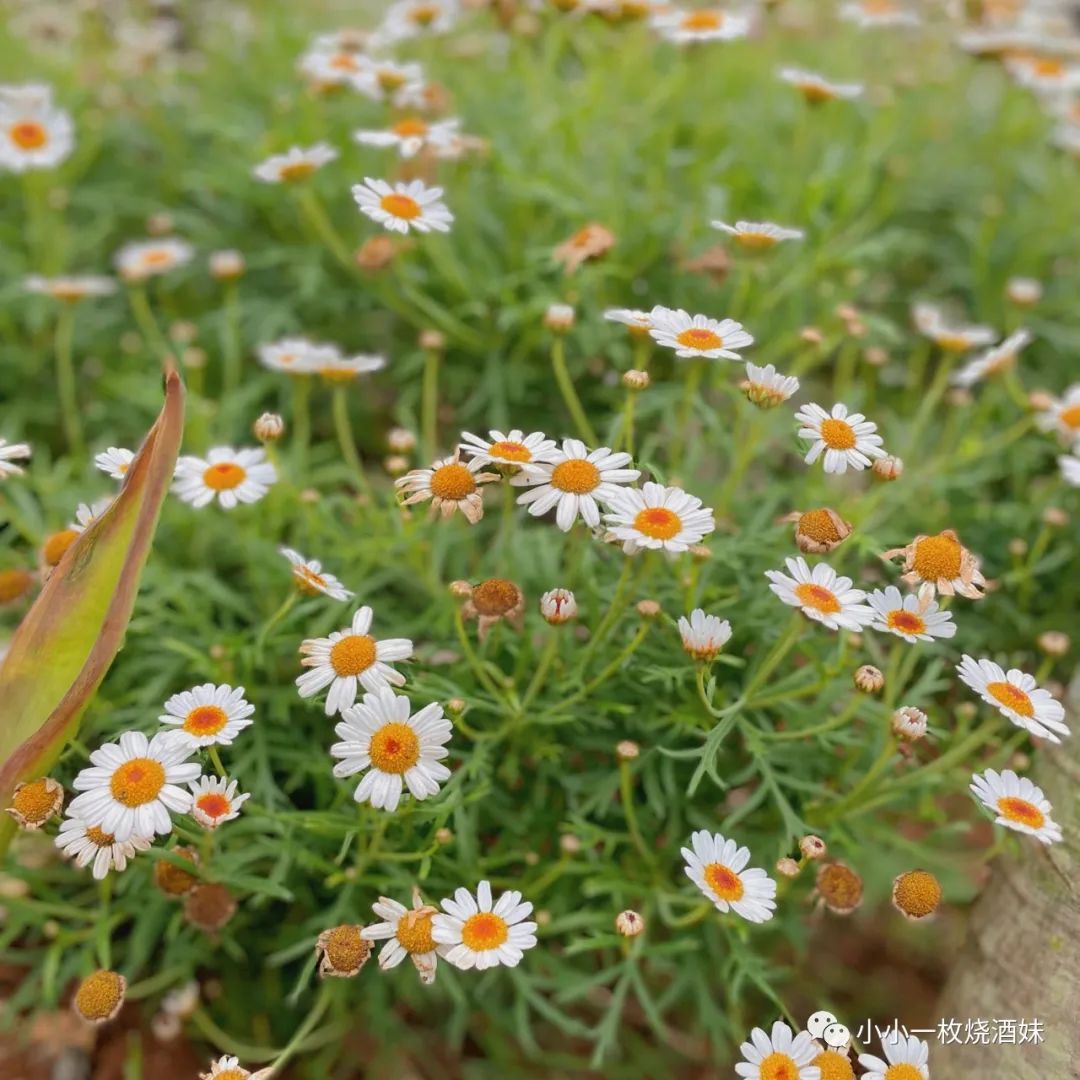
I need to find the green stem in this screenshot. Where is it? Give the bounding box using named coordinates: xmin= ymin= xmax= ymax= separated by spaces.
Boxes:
xmin=54 ymin=303 xmax=84 ymax=458
xmin=222 ymin=280 xmax=242 ymax=397
xmin=256 ymin=590 xmax=299 ymax=652
xmin=551 ymin=337 xmax=598 ymax=445
xmin=421 ymin=346 xmax=441 ymax=460
xmin=550 ymin=624 xmax=648 ymax=715
xmin=332 ymin=385 xmax=372 ymax=498
xmin=521 ymin=632 xmax=560 ymax=709
xmin=577 ymin=558 xmax=635 ymax=671
xmin=453 ymin=608 xmax=506 ymax=703
xmin=296 ymin=187 xmax=354 ymax=271
xmin=617 ymin=389 xmax=637 ymax=454
xmin=619 ymin=759 xmax=656 ymax=867
xmin=128 ymin=286 xmax=173 ymax=362
xmin=208 ymin=746 xmax=227 ymax=779
xmin=671 ymin=360 xmax=705 ymax=467
xmin=95 ymin=876 xmax=112 ymax=969
xmin=291 ymin=376 xmax=312 ymax=469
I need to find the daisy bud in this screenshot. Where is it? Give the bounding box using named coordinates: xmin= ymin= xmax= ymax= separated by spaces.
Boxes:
xmin=863 ymin=346 xmax=889 ymax=367
xmin=1037 ymin=631 xmax=1070 ymax=658
xmin=1008 ymin=538 xmax=1028 ymax=558
xmin=185 ymin=883 xmax=237 ymax=932
xmin=253 ymin=412 xmax=284 ymax=443
xmin=872 ymin=454 xmax=904 ymax=481
xmin=815 ymin=861 xmax=863 ymax=915
xmin=776 ymin=857 xmax=801 ymax=878
xmin=1006 ymin=276 xmax=1042 ymax=306
xmin=1028 ymin=389 xmax=1055 ymax=413
xmin=853 ymin=665 xmax=885 ymax=694
xmin=559 ymin=834 xmax=582 ymax=855
xmin=536 ymin=909 xmax=552 ymax=927
xmin=0 ymin=567 xmax=34 ymax=606
xmin=316 ymin=924 xmax=371 ymax=978
xmin=635 ymin=599 xmax=661 ymax=619
xmin=299 ymin=487 xmax=320 ymax=504
xmin=152 ymin=1011 xmax=182 ymax=1042
xmin=615 ymin=910 xmax=645 ymax=937
xmin=790 ymin=508 xmax=852 ymax=554
xmin=384 ymin=454 xmax=410 ymax=476
xmin=800 ymin=326 xmax=823 ymax=345
xmin=622 ymin=369 xmax=650 ymax=391
xmin=544 ymin=303 xmax=575 ymax=332
xmin=147 ymin=212 xmax=173 ymax=236
xmin=891 ymin=869 xmax=942 ymax=922
xmin=689 ymin=544 xmax=711 ymax=560
xmin=835 ymin=303 xmax=859 ymax=322
xmin=449 ymin=580 xmax=473 ymax=600
xmin=154 ymin=846 xmax=201 ymax=897
xmin=387 ymin=427 xmax=417 ymax=453
xmin=615 ymin=739 xmax=640 ymax=762
xmin=524 ymin=851 xmax=539 ymax=866
xmin=799 ymin=835 xmax=827 ymax=861
xmin=540 ymin=588 xmax=577 ymax=625
xmin=182 ymin=347 xmax=207 ymax=370
xmin=1042 ymin=506 xmax=1068 ymax=528
xmin=435 ymin=827 xmax=453 ymax=845
xmin=445 ymin=698 xmax=466 ymax=717
xmin=892 ymin=706 xmax=928 ymax=741
xmin=956 ymin=701 xmax=977 ymax=722
xmin=208 ymin=249 xmax=245 ymax=281
xmin=678 ymin=609 xmax=732 ymax=662
xmin=73 ymin=969 xmax=126 ymax=1025
xmin=355 ymin=235 xmax=397 ymax=271
xmin=419 ymin=329 xmax=446 ymax=352
xmin=5 ymin=777 xmax=63 ymax=830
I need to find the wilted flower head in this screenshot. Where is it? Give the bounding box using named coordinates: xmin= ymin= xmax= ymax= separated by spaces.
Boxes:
xmin=463 ymin=578 xmax=525 ymax=640
xmin=788 ymin=507 xmax=852 ymax=555
xmin=882 ymin=529 xmax=985 ymax=599
xmin=72 ymin=970 xmax=126 ymax=1025
xmin=872 ymin=454 xmax=904 ymax=481
xmin=6 ymin=777 xmax=63 ymax=829
xmin=316 ymin=924 xmax=372 ymax=978
xmin=815 ymin=861 xmax=864 ymax=914
xmin=553 ymin=223 xmax=615 ymax=273
xmin=891 ymin=869 xmax=942 ymax=921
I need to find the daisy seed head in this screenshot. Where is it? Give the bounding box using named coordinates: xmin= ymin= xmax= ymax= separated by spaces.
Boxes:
xmin=791 ymin=508 xmax=852 ymax=554
xmin=891 ymin=869 xmax=942 ymax=921
xmin=316 ymin=924 xmax=372 ymax=977
xmin=799 ymin=835 xmax=827 ymax=860
xmin=853 ymin=665 xmax=885 ymax=694
xmin=253 ymin=412 xmax=284 ymax=443
xmin=615 ymin=910 xmax=645 ymax=937
xmin=73 ymin=969 xmax=126 ymax=1025
xmin=815 ymin=861 xmax=864 ymax=914
xmin=6 ymin=777 xmax=63 ymax=829
xmin=185 ymin=882 xmax=237 ymax=932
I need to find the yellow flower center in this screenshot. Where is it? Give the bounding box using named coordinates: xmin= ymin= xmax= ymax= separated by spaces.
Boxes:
xmin=85 ymin=825 xmax=115 ymax=847
xmin=997 ymin=796 xmax=1045 ymax=829
xmin=675 ymin=327 xmax=723 ymax=351
xmin=43 ymin=528 xmax=79 ymax=567
xmin=801 ymin=83 xmax=835 ymax=103
xmin=893 ymin=869 xmax=942 ymax=919
xmin=10 ymin=121 xmax=47 ymax=150
xmin=736 ymin=232 xmax=778 ymax=250
xmin=817 ymin=862 xmax=864 ymax=911
xmin=213 ymin=1071 xmax=247 ymax=1080
xmin=380 ymin=193 xmax=422 ymax=220
xmin=986 ymin=682 xmax=1034 ymax=717
xmin=329 ymin=634 xmax=377 ymax=677
xmin=392 ymin=118 xmax=428 ymax=137
xmin=183 ymin=705 xmax=229 ymax=736
xmin=550 ymin=458 xmax=601 ymax=494
xmin=318 ymin=366 xmax=358 ymax=384
xmin=1059 ymin=404 xmax=1080 ymax=430
xmin=1032 ymin=57 xmax=1064 ymax=77
xmin=322 ymin=924 xmax=369 ymax=972
xmin=202 ymin=462 xmax=246 ymax=491
xmin=369 ymin=722 xmax=420 ymax=774
xmin=886 ymin=610 xmax=926 ymax=636
xmin=395 ymin=908 xmax=437 ymax=953
xmin=759 ymin=1051 xmax=800 ymax=1080
xmin=819 ymin=417 xmax=857 ymax=450
xmin=141 ymin=249 xmax=174 ymax=268
xmin=934 ymin=332 xmax=973 ymax=352
xmin=195 ymin=793 xmax=232 ymax=820
xmin=329 ymin=53 xmax=360 ymax=71
xmin=279 ymin=161 xmax=316 ymax=181
xmin=487 ymin=440 xmax=532 ymax=463
xmin=681 ymin=10 xmax=722 ymax=30
xmin=377 ymin=70 xmax=406 ymax=90
xmin=884 ymin=1067 xmax=925 ymax=1080
xmin=814 ymin=1049 xmax=855 ymax=1080
xmin=911 ymin=533 xmax=962 ymax=581
xmin=110 ymin=758 xmax=166 ymax=807
xmin=0 ymin=568 xmax=33 ymax=604
xmin=798 ymin=509 xmax=843 ymax=543
xmin=703 ymin=862 xmax=744 ymax=902
xmin=460 ymin=911 xmax=509 ymax=951
xmin=471 ymin=578 xmax=521 ymax=616
xmin=794 ymin=582 xmax=841 ymax=615
xmin=154 ymin=847 xmax=200 ymax=896
xmin=73 ymin=970 xmax=124 ymax=1022
xmin=9 ymin=778 xmax=60 ymax=825
xmin=409 ymin=3 xmax=440 ymax=24
xmin=429 ymin=462 xmax=478 ymax=500
xmin=294 ymin=565 xmax=328 ymax=595
xmin=633 ymin=506 xmax=682 ymax=540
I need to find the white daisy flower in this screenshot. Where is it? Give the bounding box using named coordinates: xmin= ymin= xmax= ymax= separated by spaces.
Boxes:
xmin=352 ymin=177 xmax=453 ymax=235
xmin=736 ymin=1021 xmax=821 ymax=1079
xmin=956 ymin=654 xmax=1069 ymax=743
xmin=70 ymin=497 xmax=114 ymax=534
xmin=280 ymin=547 xmax=353 ymax=601
xmin=681 ymin=830 xmax=777 ymax=923
xmin=511 ymin=438 xmax=640 ymax=532
xmin=969 ymin=768 xmax=1062 ymax=846
xmin=314 ymin=352 xmax=387 ymax=383
xmin=1008 ymin=55 xmax=1080 ymax=95
xmin=252 ymin=143 xmax=337 ymax=183
xmin=159 ymin=683 xmax=256 ymax=748
xmin=651 ymin=7 xmax=751 ymax=43
xmin=298 ymin=47 xmax=369 ymax=87
xmin=257 ymin=336 xmax=337 ymax=375
xmin=603 ymin=482 xmax=716 ymax=554
xmin=603 ymin=308 xmax=653 ymax=334
xmin=678 ymin=609 xmax=732 ymax=662
xmin=55 ymin=814 xmax=153 ymax=880
xmin=0 ymin=94 xmax=74 ymax=172
xmin=1052 ymin=123 xmax=1080 ymax=158
xmin=431 ymin=880 xmax=538 ymax=971
xmin=648 ymin=305 xmax=754 ymax=360
xmin=297 ymin=608 xmax=413 ymax=715
xmin=459 ymin=429 xmax=559 ymax=473
xmin=711 ymin=220 xmax=804 ymax=249
xmin=778 ymin=67 xmax=863 ymax=102
xmin=867 ymin=585 xmax=956 ymax=643
xmin=354 ymin=116 xmax=460 ymax=159
xmin=950 ymin=329 xmax=1033 ymax=387
xmin=94 ymin=447 xmax=134 ymax=480
xmin=913 ymin=303 xmax=996 ymax=353
xmin=858 ymin=1032 xmax=930 ymax=1080
xmin=0 ymin=438 xmax=32 ymax=479
xmin=1036 ymin=383 xmax=1080 ymax=443
xmin=839 ymin=0 xmax=920 ymax=28
xmin=795 ymin=401 xmax=886 ymax=473
xmin=68 ymin=730 xmax=202 ymax=842
xmin=173 ymin=447 xmax=277 ymax=509
xmin=1060 ymin=453 xmax=1080 ymax=487
xmin=351 ymin=59 xmax=426 ymax=103
xmin=742 ymin=362 xmax=799 ymax=408
xmin=114 ymin=238 xmax=194 ymax=282
xmin=1005 ymin=276 xmax=1042 ymax=306
xmin=330 ymin=687 xmax=451 ymax=811
xmin=201 ymin=1057 xmax=252 ymax=1080
xmin=395 ymin=452 xmax=499 ymax=524
xmin=188 ymin=776 xmax=249 ymax=830
xmin=361 ymin=890 xmax=449 ymax=984
xmin=25 ymin=274 xmax=116 ymax=302
xmin=309 ymin=29 xmax=373 ymax=54
xmin=765 ymin=556 xmax=875 ymax=632
xmin=379 ymin=0 xmax=460 ymax=42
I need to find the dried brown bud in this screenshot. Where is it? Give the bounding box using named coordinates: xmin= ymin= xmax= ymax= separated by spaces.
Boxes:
xmin=615 ymin=910 xmax=645 ymax=937
xmin=853 ymin=665 xmax=884 ymax=694
xmin=816 ymin=861 xmax=863 ymax=914
xmin=355 ymin=235 xmax=398 ymax=271
xmin=799 ymin=835 xmax=827 ymax=861
xmin=184 ymin=883 xmax=237 ymax=932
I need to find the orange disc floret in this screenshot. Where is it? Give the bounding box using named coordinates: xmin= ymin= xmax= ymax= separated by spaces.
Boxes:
xmin=429 ymin=462 xmax=477 ymax=501
xmin=396 ymin=907 xmax=437 ymax=954
xmin=911 ymin=531 xmax=963 ymax=582
xmin=813 ymin=1049 xmax=855 ymax=1080
xmin=329 ymin=634 xmax=377 ymax=677
xmin=72 ymin=969 xmax=126 ymax=1025
xmin=6 ymin=777 xmax=64 ymax=829
xmin=816 ymin=861 xmax=864 ymax=914
xmin=0 ymin=567 xmax=34 ymax=604
xmin=892 ymin=869 xmax=943 ymax=921
xmin=795 ymin=508 xmax=852 ymax=554
xmin=154 ymin=846 xmax=201 ymax=897
xmin=184 ymin=883 xmax=237 ymax=932
xmin=317 ymin=924 xmax=371 ymax=977
xmin=470 ymin=578 xmax=522 ymax=617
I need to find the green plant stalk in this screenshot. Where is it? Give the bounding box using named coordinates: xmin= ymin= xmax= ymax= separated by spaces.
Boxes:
xmin=422 ymin=346 xmax=441 ymax=460
xmin=127 ymin=286 xmax=173 ymax=362
xmin=550 ymin=336 xmax=598 ymax=445
xmin=54 ymin=303 xmax=84 ymax=458
xmin=671 ymin=359 xmax=705 ymax=466
xmin=222 ymin=279 xmax=243 ymax=397
xmin=290 ymin=376 xmax=312 ymax=469
xmin=331 ymin=385 xmax=372 ymax=499
xmin=296 ymin=186 xmax=354 ymax=271
xmin=619 ymin=759 xmax=656 ymax=867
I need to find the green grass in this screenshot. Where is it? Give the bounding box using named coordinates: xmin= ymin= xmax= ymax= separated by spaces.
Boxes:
xmin=1 ymin=1 xmax=1079 ymax=1074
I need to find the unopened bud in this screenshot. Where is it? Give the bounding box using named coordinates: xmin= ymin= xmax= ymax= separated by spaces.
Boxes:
xmin=386 ymin=427 xmax=417 ymax=452
xmin=799 ymin=835 xmax=827 ymax=861
xmin=1008 ymin=538 xmax=1028 ymax=558
xmin=1037 ymin=631 xmax=1070 ymax=658
xmin=253 ymin=412 xmax=284 ymax=443
xmin=689 ymin=544 xmax=711 ymax=560
xmin=209 ymin=249 xmax=245 ymax=280
xmin=1042 ymin=506 xmax=1068 ymax=528
xmin=384 ymin=454 xmax=410 ymax=476
xmin=872 ymin=455 xmax=904 ymax=481
xmin=622 ymin=369 xmax=650 ymax=391
xmin=1028 ymin=390 xmax=1054 ymax=413
xmin=635 ymin=599 xmax=661 ymax=619
xmin=445 ymin=698 xmax=466 ymax=717
xmin=544 ymin=303 xmax=575 ymax=332
xmin=146 ymin=212 xmax=173 ymax=236
xmin=615 ymin=910 xmax=645 ymax=937
xmin=615 ymin=739 xmax=640 ymax=762
xmin=449 ymin=580 xmax=473 ymax=600
xmin=559 ymin=834 xmax=582 ymax=855
xmin=776 ymin=857 xmax=801 ymax=878
xmin=1006 ymin=277 xmax=1042 ymax=306
xmin=863 ymin=347 xmax=889 ymax=367
xmin=435 ymin=827 xmax=453 ymax=845
xmin=419 ymin=329 xmax=446 ymax=352
xmin=853 ymin=665 xmax=884 ymax=694
xmin=540 ymin=588 xmax=577 ymax=625
xmin=892 ymin=706 xmax=928 ymax=741
xmin=800 ymin=326 xmax=823 ymax=345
